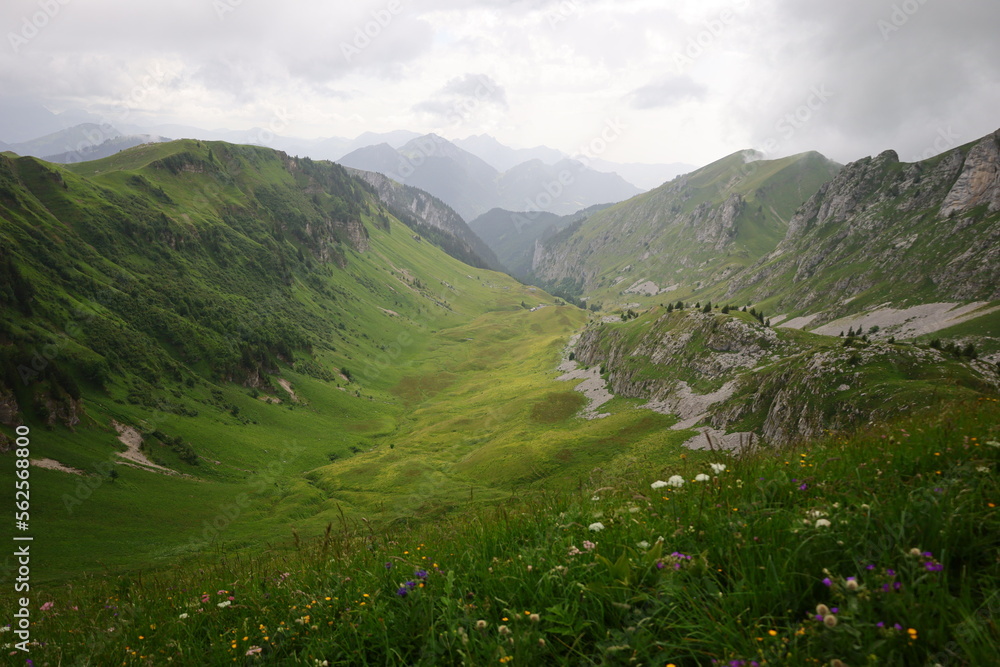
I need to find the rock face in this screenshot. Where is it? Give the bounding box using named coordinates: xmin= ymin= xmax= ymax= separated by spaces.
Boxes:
xmin=940 ymin=131 xmax=1000 ymax=217
xmin=570 ymin=309 xmax=1000 ymax=447
xmin=0 ymin=388 xmax=19 ymax=426
xmin=348 ymin=168 xmax=502 ymax=270
xmin=726 ymin=129 xmax=1000 ymax=318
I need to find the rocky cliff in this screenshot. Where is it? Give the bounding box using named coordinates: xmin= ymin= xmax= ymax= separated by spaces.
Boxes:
xmin=725 ymin=130 xmax=1000 ymax=318
xmin=347 ymin=168 xmax=502 ymax=271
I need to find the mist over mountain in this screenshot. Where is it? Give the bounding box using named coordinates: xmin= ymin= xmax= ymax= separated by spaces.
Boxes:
xmin=339 ymin=134 xmax=642 ymax=221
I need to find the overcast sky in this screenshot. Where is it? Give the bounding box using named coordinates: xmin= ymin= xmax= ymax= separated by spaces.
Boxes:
xmin=1 ymin=0 xmax=998 ymax=166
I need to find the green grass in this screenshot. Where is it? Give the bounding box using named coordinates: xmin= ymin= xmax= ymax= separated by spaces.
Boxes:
xmin=6 ymin=398 xmax=997 ymax=665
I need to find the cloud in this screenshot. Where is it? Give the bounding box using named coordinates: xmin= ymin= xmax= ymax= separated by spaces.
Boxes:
xmin=627 ymin=75 xmax=706 ymax=109
xmin=413 ymin=73 xmax=508 ymax=126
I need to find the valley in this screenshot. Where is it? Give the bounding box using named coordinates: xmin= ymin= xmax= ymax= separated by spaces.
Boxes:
xmin=0 ymin=131 xmax=997 ymax=665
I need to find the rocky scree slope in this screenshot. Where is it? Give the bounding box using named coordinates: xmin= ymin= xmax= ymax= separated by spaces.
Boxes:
xmin=572 ymin=308 xmax=999 ymax=446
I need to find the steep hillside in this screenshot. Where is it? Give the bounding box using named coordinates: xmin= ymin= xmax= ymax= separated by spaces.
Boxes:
xmin=469 ymin=203 xmax=612 ymax=279
xmin=0 ymin=139 xmax=558 ymax=574
xmin=345 ymin=167 xmax=503 ymax=271
xmin=723 ymin=131 xmax=1000 ymax=324
xmin=532 ymin=150 xmax=841 ymax=306
xmin=572 ymin=306 xmax=999 ymax=446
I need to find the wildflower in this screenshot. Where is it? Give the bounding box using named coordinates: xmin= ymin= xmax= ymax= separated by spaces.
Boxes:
xmin=530 ymin=613 xmax=540 ymax=623
xmin=498 ymin=625 xmax=511 ymax=636
xmin=666 ymin=475 xmax=685 ymax=488
xmin=695 ymin=474 xmax=710 ymax=482
xmin=384 ymin=562 xmax=392 ymax=569
xmin=650 ymin=480 xmax=668 ymax=489
xmin=908 ymin=627 xmax=918 ymax=639
xmin=178 ymin=613 xmax=189 ymax=619
xmin=909 ymin=548 xmax=921 ymax=556
xmin=822 ymin=578 xmax=832 ymax=587
xmin=588 ymin=522 xmax=605 ymax=532
xmin=415 ymin=569 xmax=429 ymax=579
xmin=637 ymin=541 xmax=650 ymax=549
xmin=816 ymin=604 xmax=830 ymax=616
xmin=591 ymin=495 xmax=601 ymax=501
xmin=246 ymin=646 xmax=263 ymax=656
xmin=40 ymin=602 xmax=53 ymax=611
xmin=976 ymin=466 xmax=989 ymax=473
xmin=567 ymin=545 xmax=582 ymax=556
xmin=799 ymin=483 xmax=808 ymax=491
xmin=582 ymin=540 xmax=596 ymax=550
xmin=846 ymin=578 xmax=859 ymax=591
xmin=476 ymin=620 xmax=488 ymax=630
xmin=823 ymin=615 xmax=838 ymax=628
xmin=814 ymin=519 xmax=831 ymax=528
xmin=217 ymin=600 xmax=231 ymax=609
xmin=710 ymin=463 xmax=726 ymax=474
xmin=396 ymin=587 xmax=409 ymax=597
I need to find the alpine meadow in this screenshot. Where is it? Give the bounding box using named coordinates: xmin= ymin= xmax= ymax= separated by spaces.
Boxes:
xmin=2 ymin=2 xmax=1000 ymax=665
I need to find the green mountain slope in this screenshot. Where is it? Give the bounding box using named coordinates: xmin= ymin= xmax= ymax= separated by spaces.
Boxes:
xmin=531 ymin=150 xmax=841 ymax=305
xmin=721 ymin=132 xmax=1000 ymax=324
xmin=469 ymin=204 xmax=612 ymax=280
xmin=0 ymin=139 xmax=562 ymax=576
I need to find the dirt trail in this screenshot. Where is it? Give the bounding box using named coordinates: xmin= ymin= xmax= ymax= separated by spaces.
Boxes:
xmin=30 ymin=458 xmax=85 ymax=475
xmin=278 ymin=378 xmax=298 ymax=402
xmin=111 ymin=421 xmax=179 ymax=475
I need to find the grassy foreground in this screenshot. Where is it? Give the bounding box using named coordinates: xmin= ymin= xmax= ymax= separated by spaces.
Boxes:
xmin=5 ymin=398 xmax=998 ymax=665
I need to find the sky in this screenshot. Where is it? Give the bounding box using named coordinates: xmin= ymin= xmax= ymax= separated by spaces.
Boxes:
xmin=1 ymin=0 xmax=998 ymax=167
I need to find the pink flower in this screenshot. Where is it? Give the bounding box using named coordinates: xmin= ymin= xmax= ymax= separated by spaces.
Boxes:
xmin=40 ymin=602 xmax=54 ymax=611
xmin=582 ymin=541 xmax=596 ymax=551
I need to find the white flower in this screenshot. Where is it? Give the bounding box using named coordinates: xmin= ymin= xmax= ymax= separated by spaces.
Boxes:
xmin=709 ymin=463 xmax=726 ymax=474
xmin=977 ymin=466 xmax=989 ymax=473
xmin=814 ymin=519 xmax=831 ymax=528
xmin=591 ymin=495 xmax=601 ymax=501
xmin=666 ymin=475 xmax=685 ymax=488
xmin=588 ymin=522 xmax=605 ymax=532
xmin=695 ymin=474 xmax=710 ymax=482
xmin=651 ymin=480 xmax=668 ymax=489
xmin=637 ymin=541 xmax=650 ymax=549
xmin=178 ymin=613 xmax=189 ymax=619
xmin=217 ymin=600 xmax=231 ymax=608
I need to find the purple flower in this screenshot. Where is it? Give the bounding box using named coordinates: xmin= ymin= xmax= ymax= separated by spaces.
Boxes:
xmin=799 ymin=483 xmax=808 ymax=491
xmin=876 ymin=622 xmax=885 ymax=628
xmin=405 ymin=581 xmax=417 ymax=589
xmin=384 ymin=562 xmax=393 ymax=569
xmin=882 ymin=584 xmax=890 ymax=592
xmin=830 ymin=607 xmax=839 ymax=613
xmin=655 ymin=562 xmax=665 ymax=570
xmin=866 ymin=564 xmax=875 ymax=571
xmin=922 ymin=551 xmax=933 ymax=558
xmin=815 ymin=614 xmax=824 ymax=621
xmin=894 ymin=582 xmax=902 ymax=590
xmin=894 ymin=623 xmax=903 ymax=631
xmin=415 ymin=569 xmax=428 ymax=579
xmin=887 ymin=569 xmax=896 ymax=576
xmin=822 ymin=577 xmax=832 ymax=587
xmin=396 ymin=587 xmax=408 ymax=597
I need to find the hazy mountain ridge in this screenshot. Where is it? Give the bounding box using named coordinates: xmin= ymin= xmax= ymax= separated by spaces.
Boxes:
xmin=338 ymin=133 xmax=642 ymax=221
xmin=469 ymin=203 xmax=613 ymax=279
